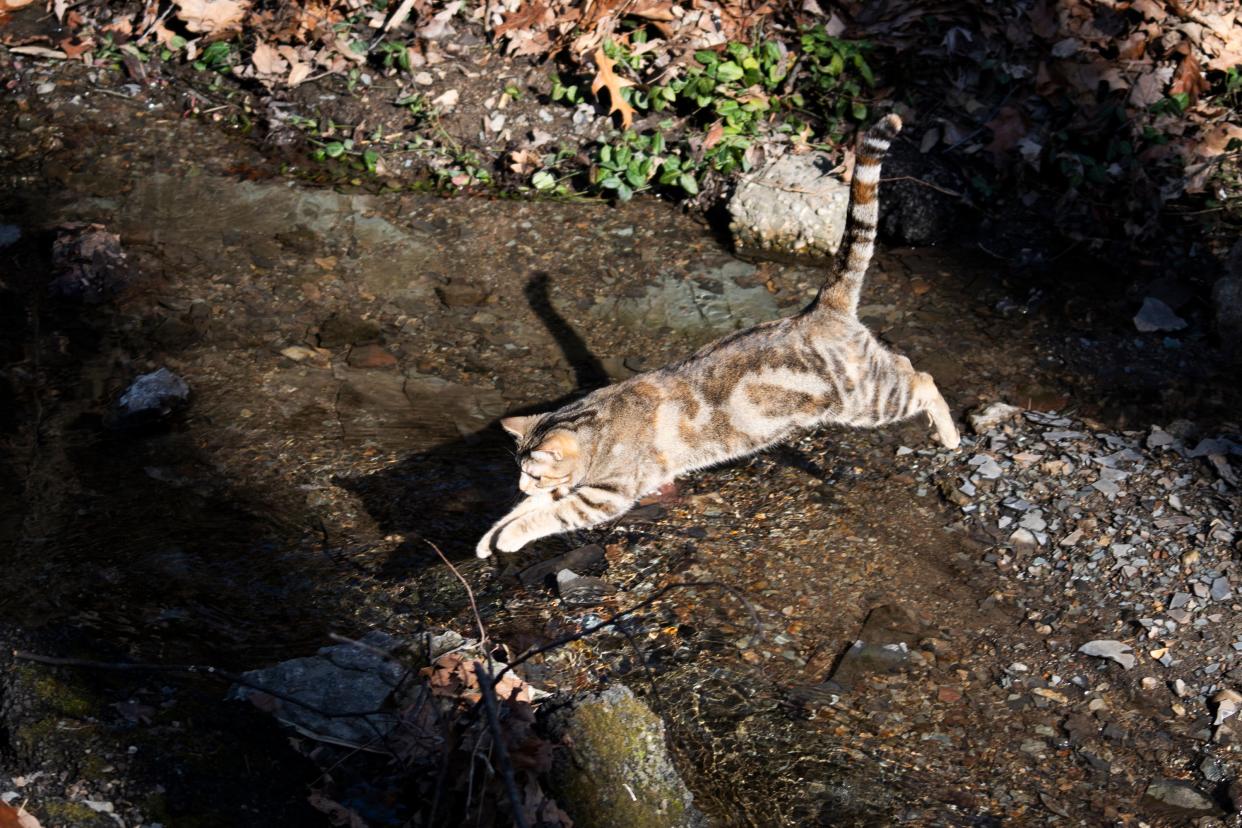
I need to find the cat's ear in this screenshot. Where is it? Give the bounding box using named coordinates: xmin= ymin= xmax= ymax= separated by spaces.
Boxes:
xmin=500 ymin=415 xmax=538 ymax=440
xmin=535 ymin=431 xmax=579 ymax=462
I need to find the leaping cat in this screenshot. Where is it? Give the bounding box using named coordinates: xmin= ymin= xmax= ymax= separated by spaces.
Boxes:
xmin=478 ymin=115 xmax=959 ymax=558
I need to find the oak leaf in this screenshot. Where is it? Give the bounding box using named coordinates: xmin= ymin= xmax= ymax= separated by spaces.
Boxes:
xmin=174 ymin=0 xmax=249 ymax=35
xmin=591 ymin=47 xmax=636 ymax=129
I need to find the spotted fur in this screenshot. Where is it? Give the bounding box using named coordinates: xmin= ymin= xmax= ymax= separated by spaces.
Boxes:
xmin=477 ymin=115 xmax=959 ymax=558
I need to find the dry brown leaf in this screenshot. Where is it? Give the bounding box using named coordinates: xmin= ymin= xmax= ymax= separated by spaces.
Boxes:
xmin=174 ymin=0 xmax=249 ymax=35
xmin=1127 ymin=65 xmax=1173 ymax=108
xmin=0 ymin=0 xmax=36 ymax=9
xmin=702 ymin=118 xmax=725 ymax=150
xmin=58 ymin=37 xmax=93 ymax=58
xmin=0 ymin=802 xmax=43 ymax=828
xmin=984 ymin=105 xmax=1028 ymax=157
xmin=251 ymin=40 xmax=286 ymax=76
xmin=590 ymin=46 xmax=636 ymax=129
xmin=9 ymin=45 xmax=67 ymax=58
xmin=1169 ymin=54 xmax=1209 ymax=104
xmin=494 ymin=0 xmax=551 ymax=37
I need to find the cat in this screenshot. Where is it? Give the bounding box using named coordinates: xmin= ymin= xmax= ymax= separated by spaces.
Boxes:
xmin=477 ymin=114 xmax=959 ymax=558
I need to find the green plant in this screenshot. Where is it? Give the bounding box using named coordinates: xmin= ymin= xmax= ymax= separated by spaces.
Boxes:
xmin=796 ymin=25 xmax=875 ymax=124
xmin=193 ymin=40 xmax=234 ymax=73
xmin=551 ymin=73 xmax=584 ymax=105
xmin=376 ymin=40 xmax=412 ymax=72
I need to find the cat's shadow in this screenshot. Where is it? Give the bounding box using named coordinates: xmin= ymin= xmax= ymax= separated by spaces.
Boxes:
xmin=335 ymin=271 xmax=831 ymax=578
xmin=333 ymin=273 xmax=608 ymax=577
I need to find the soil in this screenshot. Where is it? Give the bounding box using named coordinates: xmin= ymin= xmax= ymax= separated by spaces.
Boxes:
xmin=2 ymin=39 xmax=1241 ymax=828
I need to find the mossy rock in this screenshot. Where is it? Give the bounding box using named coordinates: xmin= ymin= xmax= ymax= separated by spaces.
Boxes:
xmin=546 ymin=685 xmax=703 ymax=828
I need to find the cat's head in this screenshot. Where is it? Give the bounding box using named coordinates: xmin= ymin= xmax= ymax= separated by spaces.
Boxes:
xmin=501 ymin=414 xmax=584 ymax=494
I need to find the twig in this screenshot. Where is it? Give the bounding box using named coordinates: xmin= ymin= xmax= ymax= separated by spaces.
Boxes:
xmin=475 ymin=660 xmax=530 ymax=828
xmin=881 ymin=175 xmax=963 ymax=199
xmin=428 ymin=540 xmax=488 ymax=648
xmin=490 ymin=579 xmax=762 ymax=687
xmin=371 ymin=0 xmax=418 ymax=48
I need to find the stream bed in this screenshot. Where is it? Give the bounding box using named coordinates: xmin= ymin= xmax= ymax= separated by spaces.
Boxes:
xmin=2 ymin=61 xmax=1241 ymax=827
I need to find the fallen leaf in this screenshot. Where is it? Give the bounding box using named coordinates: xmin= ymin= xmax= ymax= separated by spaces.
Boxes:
xmin=701 ymin=118 xmax=725 ymax=150
xmin=0 ymin=0 xmax=35 ymax=9
xmin=8 ymin=45 xmax=67 ymax=58
xmin=1169 ymin=54 xmax=1209 ymax=104
xmin=984 ymin=105 xmax=1027 ymax=157
xmin=1127 ymin=65 xmax=1173 ymax=108
xmin=58 ymin=37 xmax=94 ymax=59
xmin=251 ymin=39 xmax=286 ymax=76
xmin=0 ymin=802 xmax=43 ymax=828
xmin=174 ymin=0 xmax=249 ymax=35
xmin=590 ymin=46 xmax=636 ymax=129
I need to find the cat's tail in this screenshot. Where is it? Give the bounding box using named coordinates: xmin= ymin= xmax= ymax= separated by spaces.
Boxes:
xmin=812 ymin=114 xmax=902 ymax=317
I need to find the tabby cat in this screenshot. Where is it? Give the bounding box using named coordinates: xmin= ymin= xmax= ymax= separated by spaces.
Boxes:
xmin=477 ymin=115 xmax=959 ymax=558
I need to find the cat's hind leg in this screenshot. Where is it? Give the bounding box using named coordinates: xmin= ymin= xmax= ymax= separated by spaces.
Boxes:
xmin=908 ymin=370 xmax=960 ymax=449
xmin=476 ymin=484 xmax=633 ymax=558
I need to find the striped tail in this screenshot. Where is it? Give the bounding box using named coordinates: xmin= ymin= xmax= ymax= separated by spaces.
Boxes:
xmin=812 ymin=114 xmax=902 ymax=316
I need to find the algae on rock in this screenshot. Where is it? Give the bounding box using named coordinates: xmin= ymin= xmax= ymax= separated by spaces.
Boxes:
xmin=546 ymin=685 xmax=703 ymax=828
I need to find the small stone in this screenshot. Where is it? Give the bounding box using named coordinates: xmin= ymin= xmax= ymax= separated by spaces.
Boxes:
xmin=1141 ymin=677 xmax=1161 ymax=690
xmin=937 ymin=686 xmax=962 ymax=703
xmin=436 ymin=280 xmax=488 ymax=307
xmin=1211 ymin=577 xmax=1232 ymax=602
xmin=1134 ymin=297 xmax=1188 ymax=332
xmin=1078 ymin=640 xmax=1136 ymax=670
xmin=1009 ymin=528 xmax=1038 ymax=551
xmin=1032 ymin=687 xmax=1067 ymax=704
xmin=348 ymin=344 xmax=398 ymax=369
xmin=1200 ymin=756 xmax=1226 ymax=783
xmin=968 ymin=402 xmax=1023 ymax=434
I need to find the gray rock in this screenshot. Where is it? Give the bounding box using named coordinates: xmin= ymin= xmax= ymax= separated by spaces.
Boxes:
xmin=114 ymin=368 xmax=190 ymax=420
xmin=727 ymin=152 xmax=849 ymax=261
xmin=228 ymin=631 xmax=406 ymax=747
xmin=1133 ymin=297 xmax=1188 ymax=333
xmin=1142 ymin=778 xmax=1219 ymax=815
xmin=1078 ymin=640 xmax=1136 ymax=669
xmin=545 ymin=685 xmax=704 ymax=828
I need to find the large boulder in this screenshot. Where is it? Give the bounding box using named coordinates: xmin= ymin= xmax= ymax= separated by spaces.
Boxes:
xmin=728 ymin=152 xmax=849 ymax=261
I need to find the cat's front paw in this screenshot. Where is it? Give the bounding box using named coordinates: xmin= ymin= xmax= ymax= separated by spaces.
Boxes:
xmin=475 ymin=522 xmax=529 ymax=558
xmin=476 ymin=529 xmax=497 ymax=559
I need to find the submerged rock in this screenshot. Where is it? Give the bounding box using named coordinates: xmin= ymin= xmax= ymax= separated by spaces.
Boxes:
xmin=545 ymin=685 xmax=703 ymax=828
xmin=48 ymin=223 xmax=128 ymax=303
xmin=228 ymin=631 xmax=406 ymax=747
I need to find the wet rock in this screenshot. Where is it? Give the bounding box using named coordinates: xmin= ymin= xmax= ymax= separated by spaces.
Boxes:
xmin=1133 ymin=297 xmax=1187 ymax=333
xmin=727 ymin=152 xmax=848 ymax=261
xmin=556 ymin=569 xmax=615 ymax=606
xmin=830 ymin=605 xmax=933 ymax=689
xmin=347 ymin=344 xmax=398 ymax=369
xmin=1141 ymin=779 xmax=1219 ymax=817
xmin=519 ymin=544 xmax=607 ymax=588
xmin=318 ymin=314 xmax=381 ymax=348
xmin=228 ymin=631 xmax=405 ymax=747
xmin=436 ymin=279 xmax=488 ymax=307
xmin=111 ymin=368 xmax=190 ymax=424
xmin=48 ymin=223 xmax=128 ymax=303
xmin=593 ymin=266 xmax=779 ymax=340
xmin=274 ymin=225 xmax=319 ymax=255
xmin=545 ymin=685 xmax=703 ymax=828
